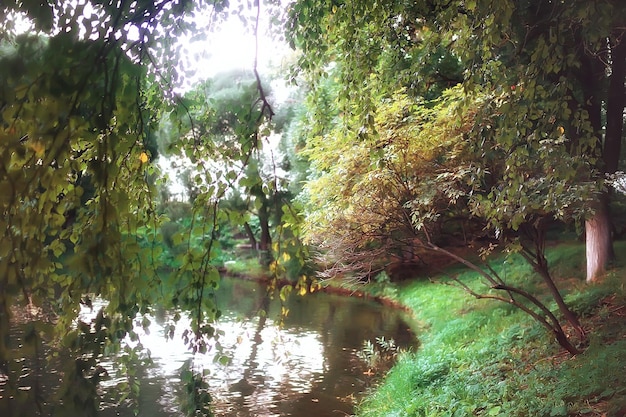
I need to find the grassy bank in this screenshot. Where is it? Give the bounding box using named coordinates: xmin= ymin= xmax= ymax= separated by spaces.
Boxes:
xmin=357 ymin=242 xmax=626 ymax=417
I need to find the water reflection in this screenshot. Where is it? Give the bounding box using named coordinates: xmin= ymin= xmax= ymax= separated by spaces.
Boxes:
xmin=4 ymin=278 xmax=416 ymax=417
xmin=107 ymin=278 xmax=417 ymax=417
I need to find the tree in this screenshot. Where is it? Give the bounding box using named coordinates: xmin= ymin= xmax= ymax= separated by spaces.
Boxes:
xmin=0 ymin=28 xmax=166 ymax=414
xmin=450 ymin=0 xmax=626 ymax=283
xmin=0 ymin=1 xmax=273 ymax=414
xmin=173 ymin=69 xmax=284 ymax=265
xmin=303 ymin=88 xmax=476 ymax=279
xmin=286 ymin=0 xmax=626 ymax=284
xmin=285 ymin=0 xmax=620 ymax=353
xmin=303 ymin=82 xmax=588 ymax=354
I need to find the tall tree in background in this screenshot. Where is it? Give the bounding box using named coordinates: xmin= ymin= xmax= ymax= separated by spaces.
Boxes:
xmin=455 ymin=0 xmax=626 ymax=283
xmin=176 ymin=69 xmax=286 ymax=265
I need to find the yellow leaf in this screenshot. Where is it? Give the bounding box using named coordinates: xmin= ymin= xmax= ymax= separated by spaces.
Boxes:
xmin=30 ymin=140 xmax=45 ymax=156
xmin=139 ymin=152 xmax=149 ymax=163
xmin=557 ymin=126 xmax=564 ymax=135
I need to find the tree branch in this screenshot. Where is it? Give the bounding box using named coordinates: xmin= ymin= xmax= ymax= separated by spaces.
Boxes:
xmin=253 ymin=0 xmax=274 ymax=122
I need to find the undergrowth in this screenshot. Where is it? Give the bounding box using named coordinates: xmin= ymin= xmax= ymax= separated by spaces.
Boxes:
xmin=357 ymin=241 xmax=626 ymax=417
xmin=222 ymin=257 xmax=267 ymax=280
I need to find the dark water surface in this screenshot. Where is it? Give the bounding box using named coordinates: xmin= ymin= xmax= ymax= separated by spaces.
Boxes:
xmin=3 ymin=278 xmax=417 ymax=417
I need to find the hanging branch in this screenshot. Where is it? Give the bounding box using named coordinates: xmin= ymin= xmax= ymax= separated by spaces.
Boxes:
xmin=419 ymin=241 xmax=582 ymax=355
xmin=253 ymin=0 xmax=274 ymax=122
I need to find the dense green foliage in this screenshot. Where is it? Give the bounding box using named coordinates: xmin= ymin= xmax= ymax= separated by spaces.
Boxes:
xmin=287 ymin=0 xmax=626 ymax=280
xmin=287 ymin=0 xmax=626 ymax=354
xmin=0 ymin=1 xmax=284 ymax=415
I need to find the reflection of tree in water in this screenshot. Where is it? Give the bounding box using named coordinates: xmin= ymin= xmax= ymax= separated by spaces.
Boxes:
xmin=1 ymin=308 xmax=50 ymax=417
xmin=275 ymin=295 xmax=411 ymax=416
xmin=212 ymin=279 xmax=416 ymax=417
xmin=1 ymin=278 xmax=414 ymax=417
xmin=225 ymin=289 xmax=269 ymax=414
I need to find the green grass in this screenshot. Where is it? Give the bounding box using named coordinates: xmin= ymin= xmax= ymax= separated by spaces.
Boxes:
xmin=222 ymin=257 xmax=267 ymax=279
xmin=357 ymin=241 xmax=626 ymax=417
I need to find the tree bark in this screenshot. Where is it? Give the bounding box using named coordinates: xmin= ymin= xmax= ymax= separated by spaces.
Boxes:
xmin=586 ymin=198 xmax=613 ymax=282
xmin=534 ymin=259 xmax=585 ymax=339
xmin=604 ymin=33 xmax=626 ymax=175
xmin=585 ymin=34 xmax=625 ymax=283
xmin=243 ymin=222 xmax=258 ymax=250
xmin=257 ymin=197 xmax=273 ymax=266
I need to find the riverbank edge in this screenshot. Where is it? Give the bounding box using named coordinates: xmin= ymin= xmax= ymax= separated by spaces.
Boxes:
xmin=221 ymin=243 xmax=626 ymax=417
xmin=355 ymin=242 xmax=626 ymax=417
xmin=218 ymin=267 xmax=413 ymax=313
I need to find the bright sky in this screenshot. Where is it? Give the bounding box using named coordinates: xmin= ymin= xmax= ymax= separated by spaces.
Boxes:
xmin=10 ymin=0 xmax=290 ymax=88
xmin=177 ymin=2 xmax=291 ymax=89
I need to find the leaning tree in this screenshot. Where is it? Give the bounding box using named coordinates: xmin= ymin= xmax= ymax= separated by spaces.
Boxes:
xmin=286 ymin=0 xmax=626 ymax=283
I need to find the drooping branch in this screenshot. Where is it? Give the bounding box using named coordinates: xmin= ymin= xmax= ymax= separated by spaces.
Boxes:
xmin=420 ymin=241 xmax=583 ymax=355
xmin=442 ymin=275 xmax=580 ymax=355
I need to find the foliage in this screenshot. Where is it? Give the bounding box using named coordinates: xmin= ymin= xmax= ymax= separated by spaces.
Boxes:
xmin=303 ymin=86 xmax=475 ymax=279
xmin=0 ymin=0 xmax=283 ymax=414
xmin=175 ymin=67 xmax=316 ymax=280
xmin=301 ymin=75 xmax=590 ymax=351
xmin=222 ymin=257 xmax=267 ymax=280
xmin=179 ymin=360 xmax=213 ymax=417
xmin=287 ymin=0 xmax=626 ymax=283
xmin=0 ymin=30 xmax=166 ymax=416
xmin=357 ymin=336 xmax=403 ymax=371
xmin=288 ymin=0 xmax=626 ymax=353
xmin=1 ymin=0 xmax=624 ymax=414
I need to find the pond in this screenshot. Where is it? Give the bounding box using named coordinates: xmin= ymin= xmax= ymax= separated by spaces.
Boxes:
xmin=2 ymin=277 xmax=417 ymax=417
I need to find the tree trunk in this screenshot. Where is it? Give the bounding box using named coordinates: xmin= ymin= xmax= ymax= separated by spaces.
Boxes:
xmin=604 ymin=33 xmax=626 ymax=175
xmin=535 ymin=259 xmax=585 ymax=340
xmin=526 ymin=226 xmax=586 ymax=340
xmin=257 ymin=197 xmax=273 ymax=266
xmin=243 ymin=222 xmax=258 ymax=250
xmin=587 ymin=32 xmax=626 ymax=274
xmin=586 ymin=197 xmax=613 ymax=283
xmin=579 ymin=33 xmax=625 ymax=283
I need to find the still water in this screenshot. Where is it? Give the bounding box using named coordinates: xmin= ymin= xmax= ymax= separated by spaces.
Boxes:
xmin=3 ymin=278 xmax=417 ymax=417
xmin=102 ymin=278 xmax=416 ymax=417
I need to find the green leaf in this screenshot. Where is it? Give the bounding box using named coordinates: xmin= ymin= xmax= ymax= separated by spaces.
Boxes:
xmin=488 ymin=406 xmax=502 ymax=416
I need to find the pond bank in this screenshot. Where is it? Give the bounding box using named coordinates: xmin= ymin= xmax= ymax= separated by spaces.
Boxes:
xmin=219 ymin=267 xmax=412 ymax=313
xmin=356 ymin=243 xmax=626 ymax=417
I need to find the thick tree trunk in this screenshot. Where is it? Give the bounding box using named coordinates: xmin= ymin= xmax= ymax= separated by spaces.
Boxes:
xmin=604 ymin=33 xmax=626 ymax=175
xmin=585 ymin=34 xmax=625 ymax=283
xmin=586 ymin=198 xmax=613 ymax=283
